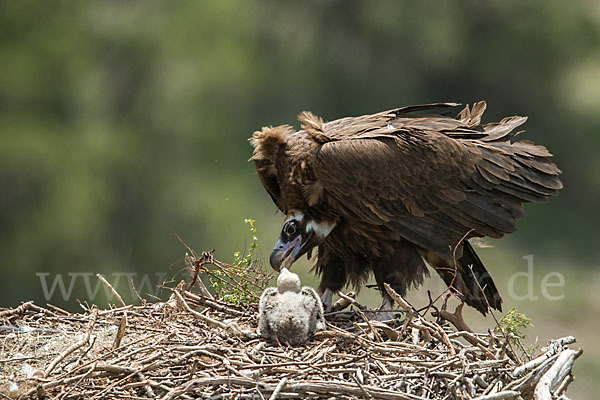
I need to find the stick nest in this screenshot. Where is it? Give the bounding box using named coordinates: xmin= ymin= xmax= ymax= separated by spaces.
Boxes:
xmin=0 ymin=252 xmax=582 ymax=400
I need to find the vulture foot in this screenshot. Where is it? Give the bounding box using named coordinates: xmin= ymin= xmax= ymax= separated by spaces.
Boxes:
xmin=371 ymin=294 xmax=397 ymax=322
xmin=371 ymin=310 xmax=395 ymax=322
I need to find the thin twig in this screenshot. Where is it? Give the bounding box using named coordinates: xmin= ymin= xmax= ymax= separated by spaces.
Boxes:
xmin=96 ymin=273 xmax=126 ymax=307
xmin=112 ymin=312 xmax=127 ymax=349
xmin=268 ymin=377 xmax=288 ymax=400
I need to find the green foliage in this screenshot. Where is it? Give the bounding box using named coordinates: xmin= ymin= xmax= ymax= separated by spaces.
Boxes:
xmin=208 ymin=219 xmax=267 ymax=307
xmin=496 ymin=305 xmax=538 ymax=357
xmin=233 ymin=219 xmax=258 ymax=268
xmin=209 ymin=273 xmax=256 ymax=307
xmin=497 ymin=305 xmax=533 ymax=340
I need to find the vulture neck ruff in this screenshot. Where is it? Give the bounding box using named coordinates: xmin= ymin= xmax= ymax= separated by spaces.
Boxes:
xmin=287 ymin=211 xmax=337 ymax=240
xmin=306 ymin=219 xmax=336 ymax=239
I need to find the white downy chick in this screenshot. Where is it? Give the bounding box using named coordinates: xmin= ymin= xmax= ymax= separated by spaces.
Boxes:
xmin=258 ymin=268 xmax=325 ymax=345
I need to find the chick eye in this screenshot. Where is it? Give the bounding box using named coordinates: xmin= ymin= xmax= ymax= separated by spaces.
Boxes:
xmin=284 ymin=221 xmax=297 ymax=236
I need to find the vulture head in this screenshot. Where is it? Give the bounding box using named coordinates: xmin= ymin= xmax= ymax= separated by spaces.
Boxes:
xmin=269 ymin=212 xmax=336 ymax=271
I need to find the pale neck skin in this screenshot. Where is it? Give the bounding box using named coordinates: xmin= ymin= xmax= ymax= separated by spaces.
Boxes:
xmin=277 ymin=267 xmax=301 ymax=293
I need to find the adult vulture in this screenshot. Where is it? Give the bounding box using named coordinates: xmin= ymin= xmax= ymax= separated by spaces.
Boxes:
xmin=249 ymin=102 xmax=562 ymax=316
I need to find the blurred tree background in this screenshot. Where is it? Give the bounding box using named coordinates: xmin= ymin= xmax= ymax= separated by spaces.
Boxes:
xmin=1 ymin=1 xmax=599 ymax=397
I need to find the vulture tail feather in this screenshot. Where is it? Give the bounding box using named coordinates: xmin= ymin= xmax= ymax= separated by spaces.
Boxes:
xmin=458 ymin=242 xmax=502 ymax=315
xmin=433 ymin=241 xmax=502 ymax=316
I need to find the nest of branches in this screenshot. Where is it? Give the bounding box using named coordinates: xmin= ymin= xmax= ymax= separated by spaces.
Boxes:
xmin=0 ymin=250 xmax=581 ymax=400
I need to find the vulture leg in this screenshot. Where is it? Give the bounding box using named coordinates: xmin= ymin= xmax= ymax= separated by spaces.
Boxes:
xmin=321 ymin=288 xmax=335 ymax=312
xmin=317 ymin=252 xmax=347 ymax=312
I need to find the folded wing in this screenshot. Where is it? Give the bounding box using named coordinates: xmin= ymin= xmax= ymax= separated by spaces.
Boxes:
xmin=311 ymin=103 xmax=562 ymax=258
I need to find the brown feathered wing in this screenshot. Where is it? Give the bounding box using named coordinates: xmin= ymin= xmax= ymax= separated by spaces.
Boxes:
xmin=311 ymin=103 xmax=561 ymax=258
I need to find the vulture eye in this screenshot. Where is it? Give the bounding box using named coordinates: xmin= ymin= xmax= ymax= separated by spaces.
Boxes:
xmin=284 ymin=221 xmax=297 ymax=236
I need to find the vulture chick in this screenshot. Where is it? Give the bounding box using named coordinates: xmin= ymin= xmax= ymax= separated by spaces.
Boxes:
xmin=258 ymin=267 xmax=325 ymax=345
xmin=250 ymin=102 xmax=562 ymax=317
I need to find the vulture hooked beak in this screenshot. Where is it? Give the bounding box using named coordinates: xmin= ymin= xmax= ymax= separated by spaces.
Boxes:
xmin=270 ymin=214 xmax=335 ymax=271
xmin=270 ymin=231 xmax=317 ymax=271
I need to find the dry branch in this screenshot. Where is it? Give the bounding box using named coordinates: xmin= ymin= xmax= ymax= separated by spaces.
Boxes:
xmin=534 ymin=349 xmax=581 ymax=400
xmin=474 ymin=391 xmax=520 ymax=400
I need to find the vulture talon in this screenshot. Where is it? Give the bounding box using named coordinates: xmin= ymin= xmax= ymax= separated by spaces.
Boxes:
xmin=373 ymin=294 xmax=398 ymax=322
xmin=372 ymin=311 xmax=396 ymax=323
xmin=433 ymin=302 xmax=474 ymax=333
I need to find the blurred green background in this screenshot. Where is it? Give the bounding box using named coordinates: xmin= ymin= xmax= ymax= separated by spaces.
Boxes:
xmin=1 ymin=1 xmax=599 ymax=397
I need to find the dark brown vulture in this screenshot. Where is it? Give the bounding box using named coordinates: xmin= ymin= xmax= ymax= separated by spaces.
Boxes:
xmin=249 ymin=102 xmax=562 ymax=316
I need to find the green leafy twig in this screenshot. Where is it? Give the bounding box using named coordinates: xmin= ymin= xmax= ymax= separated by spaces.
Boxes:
xmin=187 ymin=219 xmax=271 ymax=307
